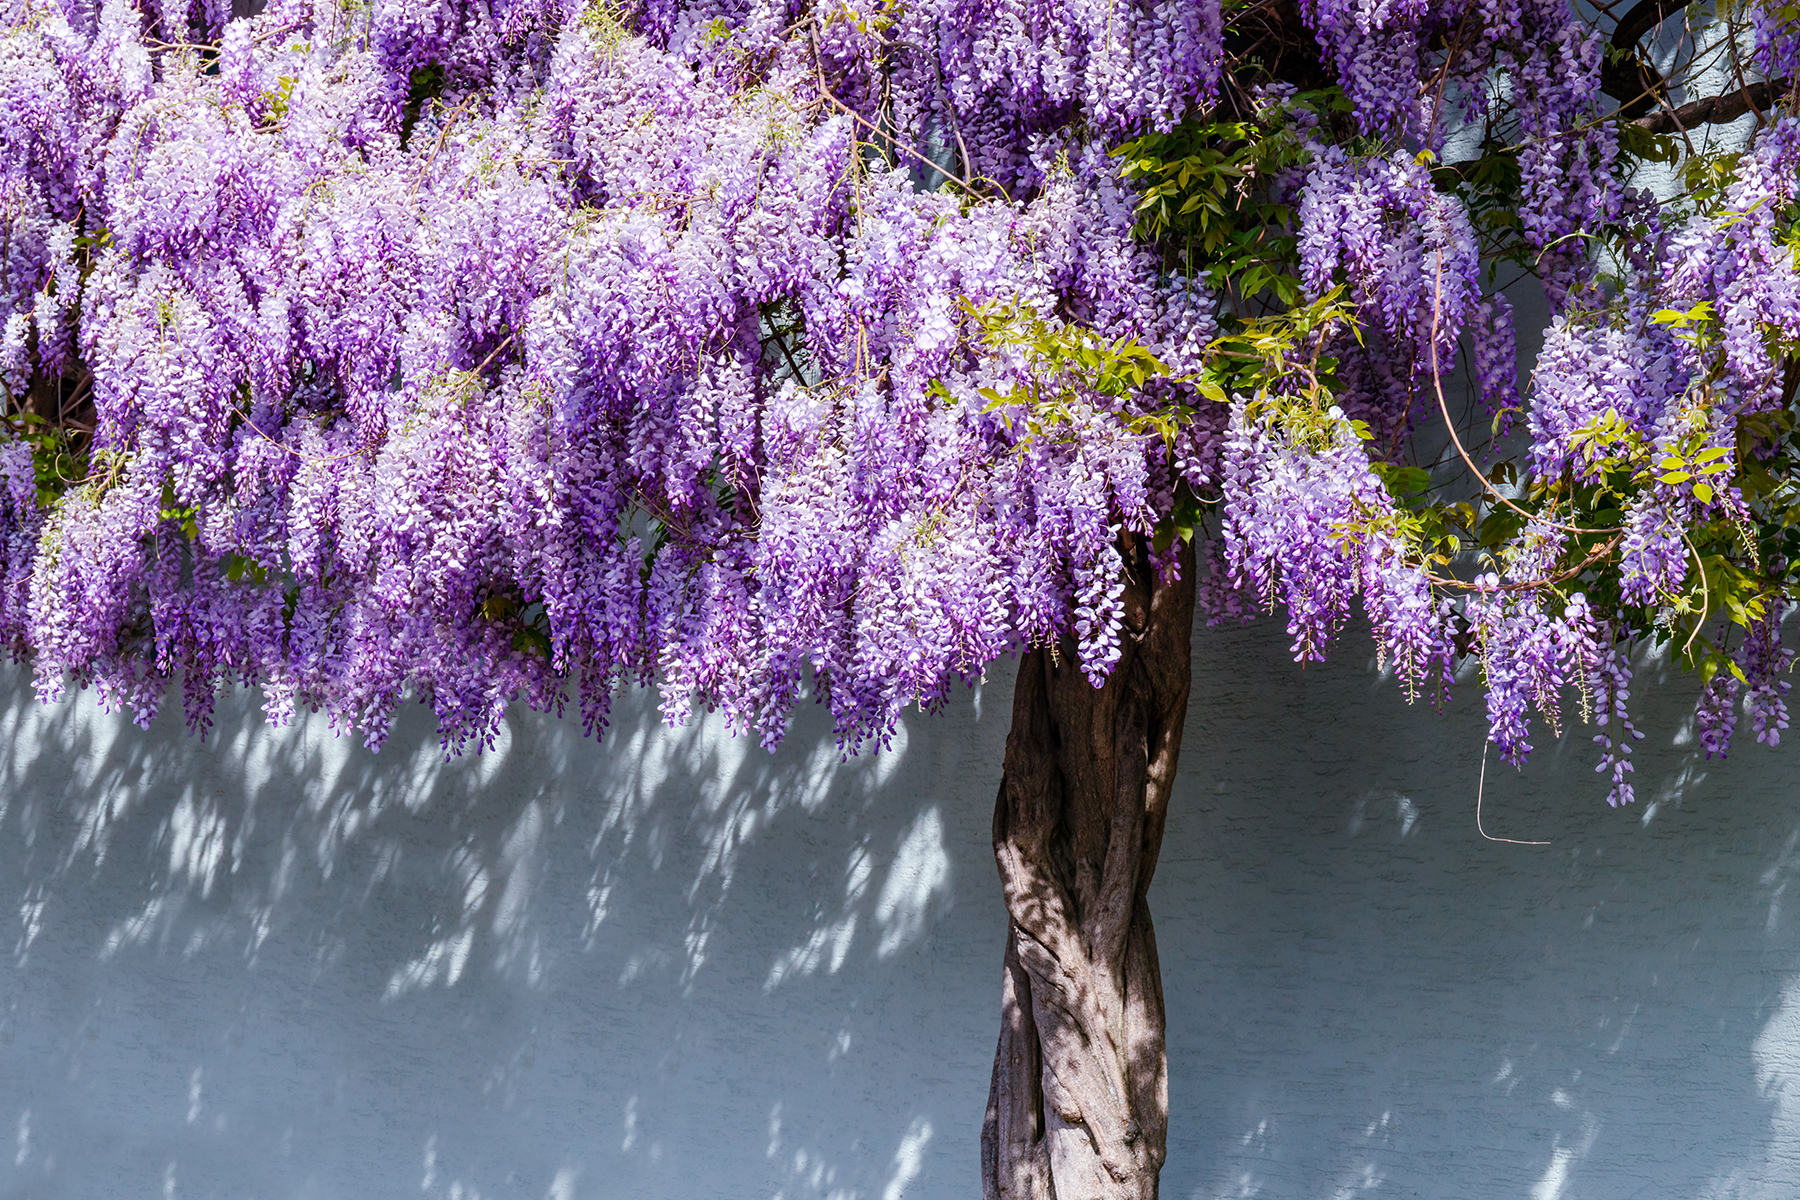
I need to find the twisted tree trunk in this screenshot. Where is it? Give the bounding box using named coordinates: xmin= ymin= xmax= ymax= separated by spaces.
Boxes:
xmin=982 ymin=539 xmax=1196 ymax=1200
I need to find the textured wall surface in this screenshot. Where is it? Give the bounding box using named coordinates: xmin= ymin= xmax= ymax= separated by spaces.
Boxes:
xmin=3 ymin=616 xmax=1800 ymax=1200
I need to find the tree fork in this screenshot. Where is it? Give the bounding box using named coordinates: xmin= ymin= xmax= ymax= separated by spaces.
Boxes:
xmin=983 ymin=538 xmax=1196 ymax=1200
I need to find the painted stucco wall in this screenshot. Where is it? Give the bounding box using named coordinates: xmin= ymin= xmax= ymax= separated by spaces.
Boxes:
xmin=3 ymin=614 xmax=1800 ymax=1199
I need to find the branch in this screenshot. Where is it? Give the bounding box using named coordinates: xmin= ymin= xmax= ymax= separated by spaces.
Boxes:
xmin=1424 ymin=534 xmax=1622 ymax=593
xmin=1428 ymin=258 xmax=1616 ymax=537
xmin=1634 ymin=78 xmax=1795 ymax=134
xmin=805 ymin=27 xmax=981 ymax=196
xmin=1613 ymin=0 xmax=1692 ymax=50
xmin=1599 ymin=0 xmax=1695 ymax=117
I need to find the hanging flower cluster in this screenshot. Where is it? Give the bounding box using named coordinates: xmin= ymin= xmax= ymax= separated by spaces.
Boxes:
xmin=0 ymin=0 xmax=1208 ymax=755
xmin=1219 ymin=394 xmax=1451 ymax=695
xmin=0 ymin=0 xmax=1796 ymax=801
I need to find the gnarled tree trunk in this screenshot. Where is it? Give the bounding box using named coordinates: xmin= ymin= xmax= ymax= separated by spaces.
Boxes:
xmin=982 ymin=539 xmax=1196 ymax=1200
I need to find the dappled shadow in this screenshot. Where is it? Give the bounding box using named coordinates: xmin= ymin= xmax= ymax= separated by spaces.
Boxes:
xmin=1161 ymin=619 xmax=1800 ymax=1200
xmin=11 ymin=610 xmax=1800 ymax=1197
xmin=0 ymin=667 xmax=1004 ymax=1199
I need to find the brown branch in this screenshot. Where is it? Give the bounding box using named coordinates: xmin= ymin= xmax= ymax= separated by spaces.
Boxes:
xmin=1613 ymin=0 xmax=1693 ymax=50
xmin=1428 ymin=259 xmax=1617 ymax=537
xmin=1599 ymin=2 xmax=1738 ymax=123
xmin=469 ymin=333 xmax=515 ymax=377
xmin=1634 ymin=78 xmax=1795 ymax=134
xmin=804 ymin=27 xmax=981 ymax=196
xmin=1424 ymin=534 xmax=1622 ymax=594
xmin=1612 ymin=0 xmax=1692 ymax=49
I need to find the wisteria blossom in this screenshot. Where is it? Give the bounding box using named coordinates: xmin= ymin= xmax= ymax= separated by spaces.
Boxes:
xmin=0 ymin=0 xmax=1795 ymax=797
xmin=5 ymin=7 xmax=1799 ymax=1196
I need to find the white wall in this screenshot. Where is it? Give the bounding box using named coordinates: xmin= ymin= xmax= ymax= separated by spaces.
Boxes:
xmin=3 ymin=615 xmax=1800 ymax=1200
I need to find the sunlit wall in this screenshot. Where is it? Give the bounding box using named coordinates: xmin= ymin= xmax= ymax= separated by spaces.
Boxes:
xmin=3 ymin=615 xmax=1800 ymax=1199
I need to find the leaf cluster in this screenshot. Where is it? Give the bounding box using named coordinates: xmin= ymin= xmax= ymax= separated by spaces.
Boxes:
xmin=1113 ymin=88 xmax=1348 ymax=308
xmin=955 ymin=300 xmax=1192 ymax=450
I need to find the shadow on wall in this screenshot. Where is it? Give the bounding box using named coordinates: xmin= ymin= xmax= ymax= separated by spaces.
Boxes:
xmin=0 ymin=665 xmax=1006 ymax=1200
xmin=9 ymin=616 xmax=1800 ymax=1199
xmin=1161 ymin=621 xmax=1800 ymax=1200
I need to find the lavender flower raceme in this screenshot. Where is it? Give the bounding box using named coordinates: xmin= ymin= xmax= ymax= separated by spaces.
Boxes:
xmin=0 ymin=0 xmax=1790 ymax=808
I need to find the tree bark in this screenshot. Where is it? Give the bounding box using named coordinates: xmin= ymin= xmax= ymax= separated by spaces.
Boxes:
xmin=982 ymin=538 xmax=1196 ymax=1200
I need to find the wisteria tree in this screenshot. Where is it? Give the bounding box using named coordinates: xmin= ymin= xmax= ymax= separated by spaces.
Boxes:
xmin=2 ymin=0 xmax=1798 ymax=1194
